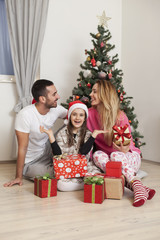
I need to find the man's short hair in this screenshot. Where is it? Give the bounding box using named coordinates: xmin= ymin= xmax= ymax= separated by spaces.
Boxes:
xmin=31 ymin=79 xmax=54 ymax=102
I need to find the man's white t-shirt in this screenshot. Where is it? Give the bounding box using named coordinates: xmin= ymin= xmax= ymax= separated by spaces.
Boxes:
xmin=15 ymin=104 xmax=67 ymax=164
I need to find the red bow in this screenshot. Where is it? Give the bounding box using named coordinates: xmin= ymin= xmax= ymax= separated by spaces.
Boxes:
xmin=113 ymin=124 xmax=131 ymax=143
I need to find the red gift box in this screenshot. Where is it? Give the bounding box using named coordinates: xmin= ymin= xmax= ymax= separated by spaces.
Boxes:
xmin=34 ymin=177 xmax=57 ymax=198
xmin=53 ymin=154 xmax=87 ymax=180
xmin=106 ymin=161 xmax=122 ymax=178
xmin=84 ymin=176 xmax=105 ymax=204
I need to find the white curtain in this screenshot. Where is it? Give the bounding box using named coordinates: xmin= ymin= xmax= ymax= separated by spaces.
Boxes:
xmin=5 ymin=0 xmax=49 ymax=112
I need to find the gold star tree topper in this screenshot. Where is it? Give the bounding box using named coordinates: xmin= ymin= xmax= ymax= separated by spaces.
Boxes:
xmin=97 ymin=11 xmax=111 ymax=27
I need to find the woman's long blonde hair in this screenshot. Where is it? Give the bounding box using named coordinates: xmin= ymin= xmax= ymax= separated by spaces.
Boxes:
xmin=95 ymin=80 xmax=120 ymax=145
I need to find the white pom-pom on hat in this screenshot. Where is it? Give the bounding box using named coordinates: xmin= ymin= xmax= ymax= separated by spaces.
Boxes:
xmin=64 ymin=119 xmax=69 ymax=125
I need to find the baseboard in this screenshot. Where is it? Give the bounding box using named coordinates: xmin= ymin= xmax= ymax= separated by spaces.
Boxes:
xmin=0 ymin=160 xmax=16 ymax=164
xmin=142 ymin=158 xmax=160 ymax=165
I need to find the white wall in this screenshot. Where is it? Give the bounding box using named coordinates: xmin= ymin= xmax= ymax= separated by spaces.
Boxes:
xmin=0 ymin=82 xmax=17 ymax=160
xmin=40 ymin=0 xmax=122 ymax=131
xmin=122 ymin=0 xmax=160 ymax=162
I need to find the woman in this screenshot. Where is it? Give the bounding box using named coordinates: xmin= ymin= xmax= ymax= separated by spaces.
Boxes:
xmin=87 ymin=79 xmax=155 ymax=207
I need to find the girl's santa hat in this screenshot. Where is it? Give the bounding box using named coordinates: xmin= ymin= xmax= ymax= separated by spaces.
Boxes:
xmin=64 ymin=100 xmax=88 ymax=125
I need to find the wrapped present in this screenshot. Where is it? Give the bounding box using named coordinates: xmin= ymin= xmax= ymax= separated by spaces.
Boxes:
xmin=84 ymin=176 xmax=105 ymax=204
xmin=112 ymin=124 xmax=131 ymax=146
xmin=53 ymin=154 xmax=87 ymax=180
xmin=34 ymin=173 xmax=57 ymax=198
xmin=106 ymin=161 xmax=122 ymax=178
xmin=104 ymin=175 xmax=125 ymax=200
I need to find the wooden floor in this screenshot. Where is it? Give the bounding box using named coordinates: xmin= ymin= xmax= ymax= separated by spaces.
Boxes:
xmin=0 ymin=160 xmax=160 ymax=240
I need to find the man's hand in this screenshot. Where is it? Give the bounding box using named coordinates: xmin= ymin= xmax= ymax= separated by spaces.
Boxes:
xmin=3 ymin=177 xmax=23 ymax=187
xmin=113 ymin=142 xmax=130 ymax=154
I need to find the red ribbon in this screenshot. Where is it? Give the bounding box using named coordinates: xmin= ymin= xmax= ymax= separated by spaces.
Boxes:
xmin=113 ymin=124 xmax=131 ymax=143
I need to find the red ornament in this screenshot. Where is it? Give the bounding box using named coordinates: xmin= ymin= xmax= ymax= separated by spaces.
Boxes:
xmin=118 ymin=89 xmax=121 ymax=93
xmin=85 ymin=49 xmax=88 ymax=55
xmin=108 ymin=73 xmax=112 ymax=79
xmin=108 ymin=60 xmax=112 ymax=65
xmin=87 ymin=83 xmax=91 ymax=88
xmin=120 ymin=93 xmax=123 ymax=101
xmin=100 ymin=42 xmax=104 ymax=48
xmin=79 ymin=83 xmax=82 ymax=87
xmin=91 ymin=58 xmax=96 ymax=67
xmin=75 ymin=96 xmax=80 ymax=100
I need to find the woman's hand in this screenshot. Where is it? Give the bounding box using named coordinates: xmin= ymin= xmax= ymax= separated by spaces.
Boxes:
xmin=92 ymin=130 xmax=108 ymax=138
xmin=40 ymin=126 xmax=55 ymax=143
xmin=113 ymin=142 xmax=131 ymax=154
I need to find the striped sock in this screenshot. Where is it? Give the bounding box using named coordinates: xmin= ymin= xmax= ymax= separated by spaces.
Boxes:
xmin=132 ymin=180 xmax=148 ymax=207
xmin=144 ymin=186 xmax=156 ymax=200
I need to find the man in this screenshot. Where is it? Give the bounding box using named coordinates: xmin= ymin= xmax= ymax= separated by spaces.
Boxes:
xmin=4 ymin=79 xmax=67 ymax=187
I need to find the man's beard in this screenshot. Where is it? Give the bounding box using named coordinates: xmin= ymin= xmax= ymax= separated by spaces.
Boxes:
xmin=45 ymin=101 xmax=57 ymax=109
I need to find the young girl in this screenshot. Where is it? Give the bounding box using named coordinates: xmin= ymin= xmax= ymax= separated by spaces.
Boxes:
xmin=87 ymin=80 xmax=156 ymax=207
xmin=40 ymin=100 xmax=106 ymax=191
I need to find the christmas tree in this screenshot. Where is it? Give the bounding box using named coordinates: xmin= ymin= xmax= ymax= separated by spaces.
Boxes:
xmin=62 ymin=11 xmax=145 ymax=148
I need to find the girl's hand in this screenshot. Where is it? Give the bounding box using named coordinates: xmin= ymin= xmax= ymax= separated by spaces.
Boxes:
xmin=92 ymin=130 xmax=108 ymax=138
xmin=40 ymin=125 xmax=46 ymax=133
xmin=40 ymin=126 xmax=55 ymax=143
xmin=40 ymin=126 xmax=52 ymax=135
xmin=113 ymin=142 xmax=130 ymax=153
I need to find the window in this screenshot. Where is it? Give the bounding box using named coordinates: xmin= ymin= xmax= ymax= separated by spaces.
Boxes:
xmin=0 ymin=0 xmax=15 ymax=83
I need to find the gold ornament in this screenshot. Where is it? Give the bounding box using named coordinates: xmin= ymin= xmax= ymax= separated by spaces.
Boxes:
xmin=87 ymin=56 xmax=91 ymax=62
xmin=97 ymin=11 xmax=111 ymax=28
xmin=96 ymin=33 xmax=101 ymax=38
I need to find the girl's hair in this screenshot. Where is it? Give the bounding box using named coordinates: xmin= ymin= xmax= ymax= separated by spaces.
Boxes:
xmin=95 ymin=80 xmax=120 ymax=145
xmin=67 ymin=113 xmax=87 ymax=148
